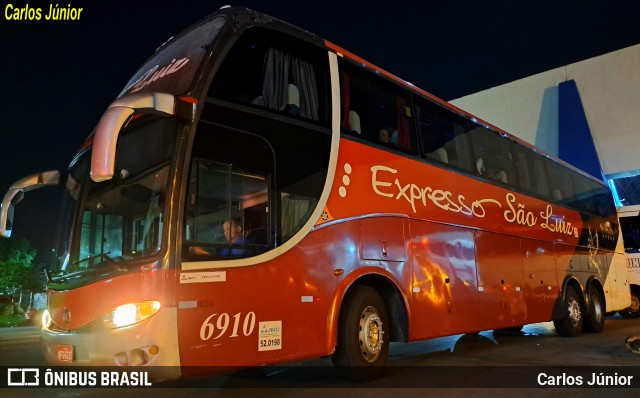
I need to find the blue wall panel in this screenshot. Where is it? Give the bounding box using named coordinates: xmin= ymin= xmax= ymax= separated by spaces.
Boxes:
xmin=558 ymin=79 xmax=604 ymax=181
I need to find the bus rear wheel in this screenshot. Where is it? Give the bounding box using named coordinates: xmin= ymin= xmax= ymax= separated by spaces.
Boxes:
xmin=584 ymin=288 xmax=605 ymax=333
xmin=619 ymin=291 xmax=640 ymax=318
xmin=332 ymin=285 xmax=389 ymax=382
xmin=553 ymin=285 xmax=583 ymax=337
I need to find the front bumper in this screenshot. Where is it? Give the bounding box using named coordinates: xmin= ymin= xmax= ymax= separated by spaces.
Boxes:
xmin=41 ymin=307 xmax=182 ymax=381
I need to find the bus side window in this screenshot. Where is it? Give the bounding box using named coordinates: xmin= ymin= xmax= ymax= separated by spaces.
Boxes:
xmin=183 ymin=124 xmax=274 ymax=260
xmin=620 ymin=215 xmax=640 ymax=253
xmin=594 ymin=187 xmax=616 ymax=217
xmin=545 ymin=158 xmax=576 ymax=205
xmin=532 ymin=157 xmax=551 ymax=198
xmin=209 ymin=27 xmax=329 ymax=126
xmin=469 ymin=124 xmax=516 ymax=186
xmin=515 ymin=151 xmax=532 ymax=191
xmin=571 ymin=173 xmax=598 ymax=213
xmin=338 ymin=60 xmax=417 ymax=154
xmin=414 ymin=98 xmax=473 ymax=172
xmin=514 ymin=148 xmax=551 ymax=199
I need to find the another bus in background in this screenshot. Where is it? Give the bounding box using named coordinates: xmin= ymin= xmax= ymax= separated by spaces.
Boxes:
xmin=616 ymin=205 xmax=640 ymax=317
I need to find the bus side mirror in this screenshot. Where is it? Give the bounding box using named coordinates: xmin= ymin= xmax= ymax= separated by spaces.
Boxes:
xmin=0 ymin=170 xmax=61 ymax=238
xmin=91 ymin=92 xmax=179 ymax=183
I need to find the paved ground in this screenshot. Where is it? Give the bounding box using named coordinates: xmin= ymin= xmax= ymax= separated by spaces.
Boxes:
xmin=1 ymin=316 xmax=640 ymax=397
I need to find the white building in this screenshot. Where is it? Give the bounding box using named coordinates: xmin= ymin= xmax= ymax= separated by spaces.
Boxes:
xmin=451 ymin=44 xmax=640 ymax=205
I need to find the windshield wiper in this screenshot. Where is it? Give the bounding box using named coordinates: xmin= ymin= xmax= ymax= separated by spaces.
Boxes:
xmin=74 ymin=252 xmax=116 ymax=266
xmin=74 ymin=252 xmax=129 ymax=271
xmin=48 ymin=252 xmax=127 ymax=284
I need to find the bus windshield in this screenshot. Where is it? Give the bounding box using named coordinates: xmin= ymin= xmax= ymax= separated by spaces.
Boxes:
xmin=52 ymin=117 xmax=180 ymax=278
xmin=119 ymin=16 xmax=225 ymax=98
xmin=620 ymin=215 xmax=640 ymax=253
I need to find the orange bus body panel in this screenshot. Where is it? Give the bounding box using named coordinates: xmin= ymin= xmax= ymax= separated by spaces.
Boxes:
xmin=172 ymin=138 xmax=606 ymax=370
xmin=47 ymin=268 xmax=173 ymax=331
xmin=325 ymin=139 xmax=584 ymax=244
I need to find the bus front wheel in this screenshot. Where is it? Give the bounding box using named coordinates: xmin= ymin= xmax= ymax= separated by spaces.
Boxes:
xmin=332 ymin=285 xmax=389 ymax=382
xmin=553 ymin=285 xmax=583 ymax=337
xmin=584 ymin=288 xmax=605 ymax=333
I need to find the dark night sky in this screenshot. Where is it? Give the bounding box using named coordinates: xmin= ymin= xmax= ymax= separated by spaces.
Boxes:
xmin=1 ymin=0 xmax=640 ymax=261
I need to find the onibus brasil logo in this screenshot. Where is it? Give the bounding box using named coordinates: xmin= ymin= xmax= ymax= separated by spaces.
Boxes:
xmin=6 ymin=368 xmax=152 ymax=387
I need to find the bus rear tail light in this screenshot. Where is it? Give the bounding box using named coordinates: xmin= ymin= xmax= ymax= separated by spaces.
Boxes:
xmin=103 ymin=301 xmax=161 ymax=329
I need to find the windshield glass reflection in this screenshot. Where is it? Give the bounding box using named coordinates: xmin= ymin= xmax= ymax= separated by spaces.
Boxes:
xmin=53 ymin=117 xmax=178 ymax=278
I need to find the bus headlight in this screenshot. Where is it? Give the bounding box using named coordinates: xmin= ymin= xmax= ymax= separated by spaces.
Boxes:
xmin=42 ymin=309 xmax=52 ymax=330
xmin=103 ymin=301 xmax=161 ymax=329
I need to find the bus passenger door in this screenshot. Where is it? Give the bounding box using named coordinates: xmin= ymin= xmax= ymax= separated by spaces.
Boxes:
xmin=474 ymin=231 xmax=526 ymax=330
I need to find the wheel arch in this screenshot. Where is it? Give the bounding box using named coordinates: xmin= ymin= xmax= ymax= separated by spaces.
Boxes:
xmin=553 ymin=275 xmax=585 ymax=320
xmin=329 ymin=270 xmax=409 ymax=353
xmin=350 ymin=273 xmax=409 ymax=343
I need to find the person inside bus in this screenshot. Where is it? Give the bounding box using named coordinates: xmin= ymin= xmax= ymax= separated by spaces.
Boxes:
xmin=476 ymin=158 xmax=508 ymax=184
xmin=377 ymin=127 xmax=396 ymax=148
xmin=221 ymin=217 xmax=250 ymax=256
xmin=188 ymin=217 xmax=249 ymax=258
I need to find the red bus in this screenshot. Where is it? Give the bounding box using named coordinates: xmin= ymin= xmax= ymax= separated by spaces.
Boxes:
xmin=0 ymin=6 xmax=630 ymax=382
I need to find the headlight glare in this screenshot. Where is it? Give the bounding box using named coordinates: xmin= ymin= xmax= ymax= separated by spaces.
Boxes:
xmin=104 ymin=301 xmax=161 ymax=329
xmin=42 ymin=309 xmax=52 ymax=330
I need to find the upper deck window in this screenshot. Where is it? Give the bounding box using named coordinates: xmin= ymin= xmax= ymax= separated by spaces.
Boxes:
xmin=119 ymin=17 xmax=225 ymax=98
xmin=545 ymin=157 xmax=577 ymax=204
xmin=414 ymin=97 xmax=473 ymax=171
xmin=338 ymin=59 xmax=416 ymax=154
xmin=469 ymin=125 xmax=517 ymax=186
xmin=209 ymin=27 xmax=329 ymax=126
xmin=512 ymin=146 xmax=551 ymax=199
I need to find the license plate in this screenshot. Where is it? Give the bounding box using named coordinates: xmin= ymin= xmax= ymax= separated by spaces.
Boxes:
xmin=57 ymin=345 xmax=74 ymax=362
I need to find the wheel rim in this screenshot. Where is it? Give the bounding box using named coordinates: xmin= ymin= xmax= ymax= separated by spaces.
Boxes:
xmin=630 ymin=295 xmax=640 ymax=314
xmin=591 ymin=293 xmax=603 ymax=323
xmin=568 ymin=297 xmax=582 ymax=327
xmin=359 ymin=305 xmax=384 ymax=363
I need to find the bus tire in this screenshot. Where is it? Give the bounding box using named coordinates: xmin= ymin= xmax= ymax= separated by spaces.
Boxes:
xmin=584 ymin=288 xmax=605 ymax=333
xmin=619 ymin=291 xmax=640 ymax=318
xmin=332 ymin=285 xmax=389 ymax=382
xmin=553 ymin=285 xmax=583 ymax=337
